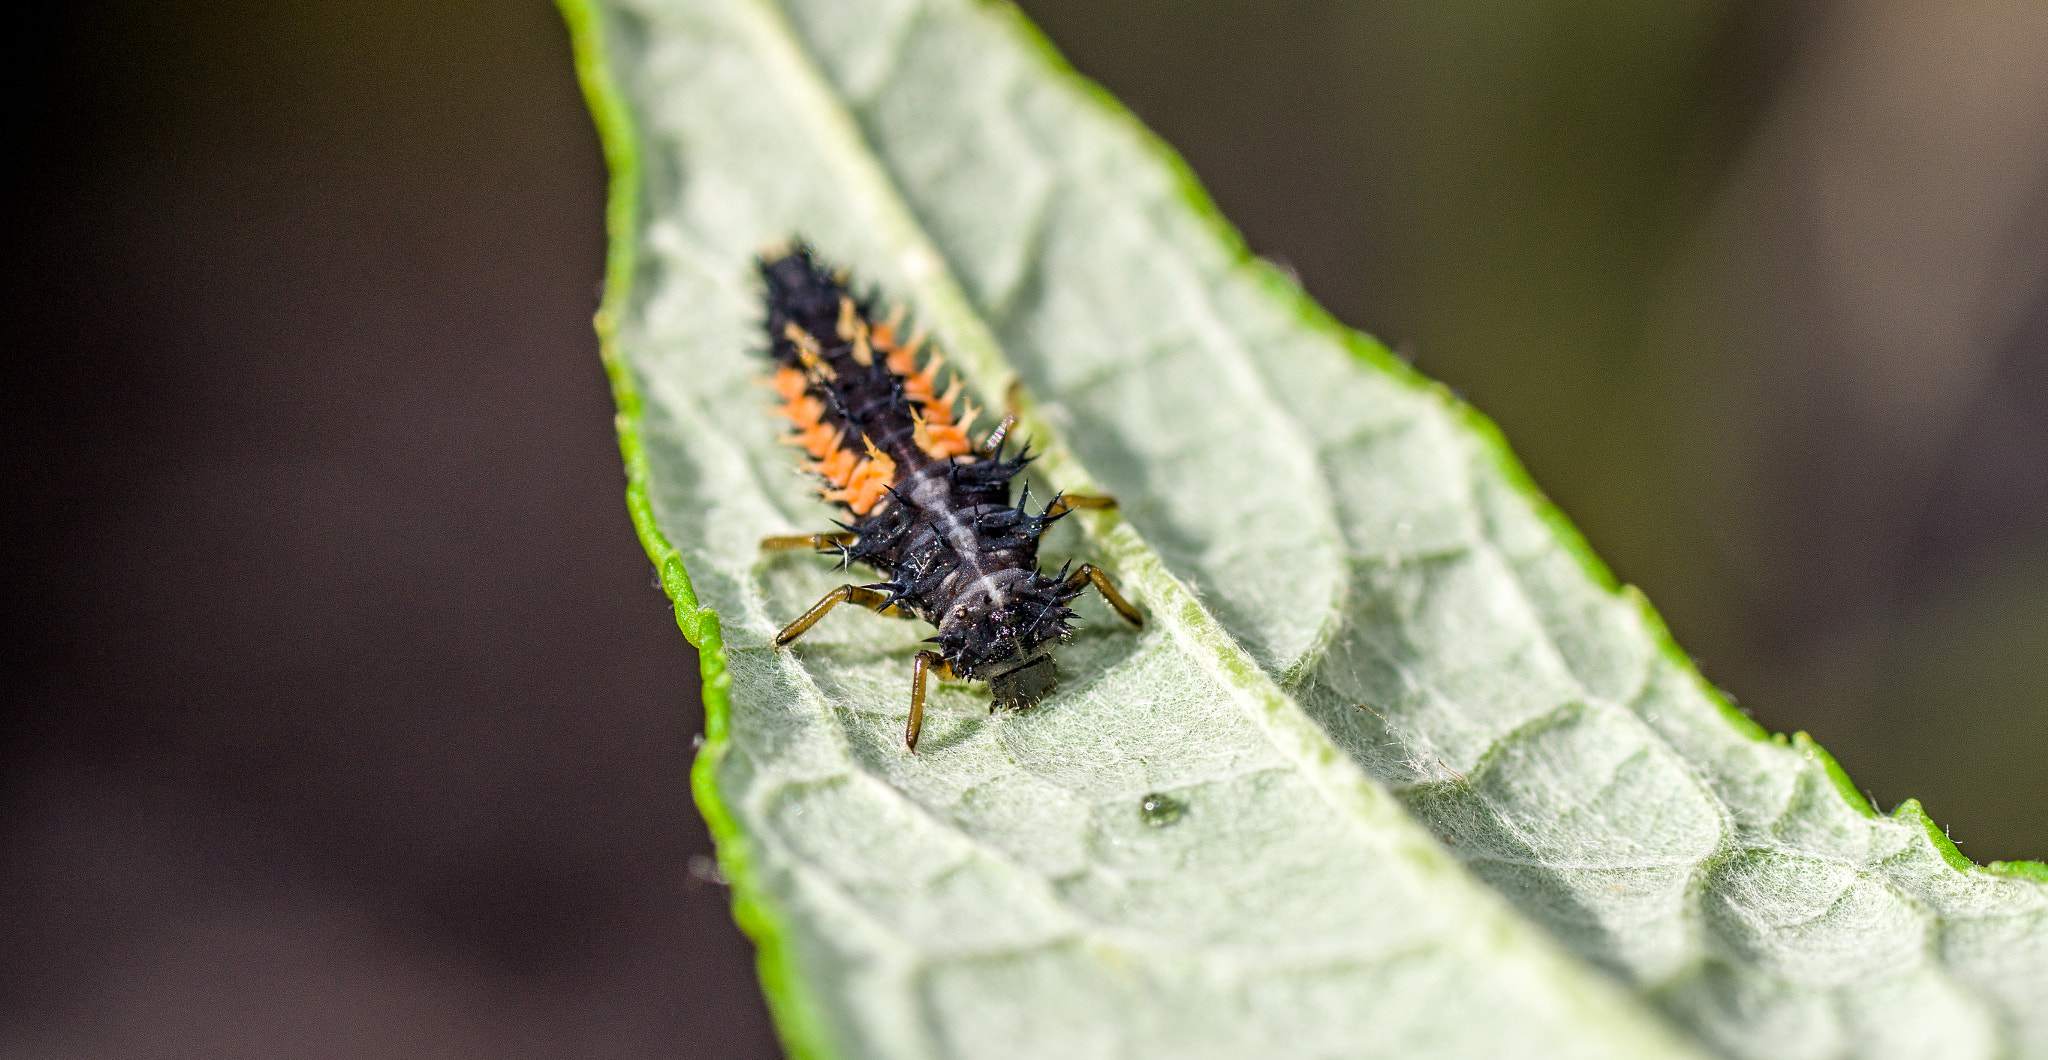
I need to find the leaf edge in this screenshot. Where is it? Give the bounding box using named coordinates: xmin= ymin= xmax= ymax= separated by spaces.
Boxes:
xmin=557 ymin=2 xmax=842 ymax=1058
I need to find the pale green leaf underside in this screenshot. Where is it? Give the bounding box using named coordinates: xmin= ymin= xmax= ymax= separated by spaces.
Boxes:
xmin=561 ymin=0 xmax=2048 ymax=1057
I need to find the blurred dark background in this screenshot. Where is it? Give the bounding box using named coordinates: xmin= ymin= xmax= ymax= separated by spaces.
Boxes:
xmin=5 ymin=0 xmax=2043 ymax=1056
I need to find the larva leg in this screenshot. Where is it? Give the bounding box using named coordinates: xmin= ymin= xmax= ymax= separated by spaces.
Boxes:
xmin=760 ymin=530 xmax=858 ymax=552
xmin=774 ymin=585 xmax=897 ymax=647
xmin=1046 ymin=493 xmax=1116 ymax=517
xmin=906 ymin=649 xmax=953 ymax=753
xmin=1061 ymin=564 xmax=1144 ymax=628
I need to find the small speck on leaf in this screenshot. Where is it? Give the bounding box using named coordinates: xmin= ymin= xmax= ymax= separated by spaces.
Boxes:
xmin=1138 ymin=792 xmax=1187 ymax=828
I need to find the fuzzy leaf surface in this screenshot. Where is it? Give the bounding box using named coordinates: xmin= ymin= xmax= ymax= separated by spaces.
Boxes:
xmin=561 ymin=0 xmax=2048 ymax=1057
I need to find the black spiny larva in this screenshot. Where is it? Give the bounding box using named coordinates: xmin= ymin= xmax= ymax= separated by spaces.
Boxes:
xmin=757 ymin=242 xmax=1142 ymax=751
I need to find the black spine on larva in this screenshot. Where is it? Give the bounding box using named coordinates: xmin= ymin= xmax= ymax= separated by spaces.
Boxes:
xmin=760 ymin=242 xmax=1083 ymax=710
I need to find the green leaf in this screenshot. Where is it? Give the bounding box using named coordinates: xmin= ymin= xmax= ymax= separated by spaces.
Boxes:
xmin=558 ymin=0 xmax=2048 ymax=1057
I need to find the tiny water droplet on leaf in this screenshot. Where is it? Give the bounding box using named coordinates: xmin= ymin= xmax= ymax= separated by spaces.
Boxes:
xmin=1138 ymin=792 xmax=1186 ymax=828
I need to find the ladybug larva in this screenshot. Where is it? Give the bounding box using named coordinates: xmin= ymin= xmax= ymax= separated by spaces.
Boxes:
xmin=756 ymin=242 xmax=1142 ymax=751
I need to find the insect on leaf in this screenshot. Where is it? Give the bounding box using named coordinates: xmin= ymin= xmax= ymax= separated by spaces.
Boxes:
xmin=558 ymin=0 xmax=2048 ymax=1057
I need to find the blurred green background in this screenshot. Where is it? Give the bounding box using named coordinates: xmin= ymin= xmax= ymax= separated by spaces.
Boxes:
xmin=9 ymin=0 xmax=2044 ymax=1056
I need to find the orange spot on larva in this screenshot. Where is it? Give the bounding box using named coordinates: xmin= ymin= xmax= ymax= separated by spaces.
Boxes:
xmin=782 ymin=423 xmax=839 ymax=459
xmin=926 ymin=376 xmax=964 ymax=426
xmin=877 ymin=304 xmax=905 ymax=344
xmin=919 ymin=422 xmax=971 ymax=458
xmin=902 ymin=370 xmax=936 ymax=406
xmin=777 ymin=394 xmax=826 ymax=429
xmin=897 ymin=328 xmax=926 ymax=364
xmin=822 ymin=450 xmax=897 ymax=515
xmin=772 ymin=367 xmax=808 ymax=401
xmin=812 ymin=447 xmax=860 ymax=488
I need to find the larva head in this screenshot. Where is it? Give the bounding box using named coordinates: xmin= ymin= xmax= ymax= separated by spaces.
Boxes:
xmin=937 ymin=570 xmax=1082 ymax=711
